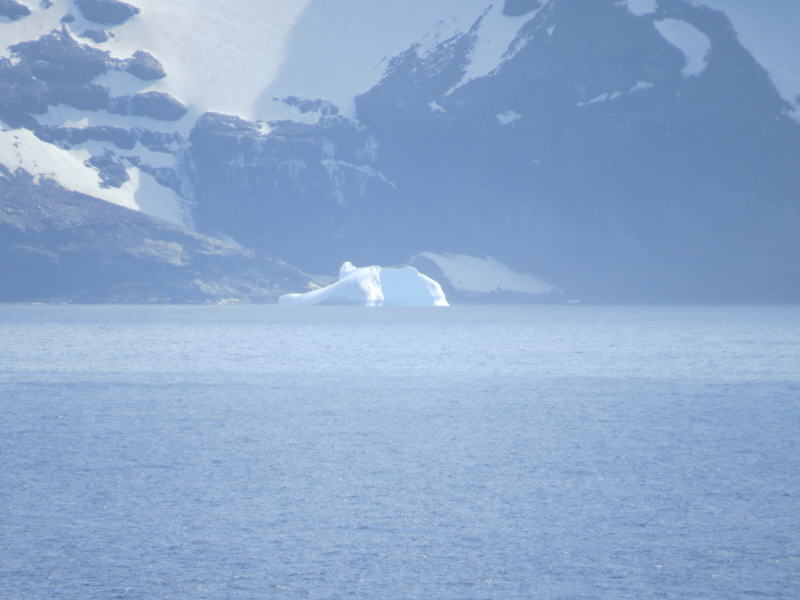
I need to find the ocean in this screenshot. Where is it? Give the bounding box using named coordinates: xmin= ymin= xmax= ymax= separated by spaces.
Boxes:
xmin=1 ymin=304 xmax=798 ymax=599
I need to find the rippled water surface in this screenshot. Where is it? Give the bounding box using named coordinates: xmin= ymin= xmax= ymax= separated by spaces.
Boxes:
xmin=1 ymin=305 xmax=799 ymax=599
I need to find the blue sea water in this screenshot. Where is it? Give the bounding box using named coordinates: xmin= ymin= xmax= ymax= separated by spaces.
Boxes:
xmin=1 ymin=304 xmax=798 ymax=600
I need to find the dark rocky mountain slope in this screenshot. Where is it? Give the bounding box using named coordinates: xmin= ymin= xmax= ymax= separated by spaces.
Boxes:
xmin=0 ymin=168 xmax=308 ymax=303
xmin=186 ymin=0 xmax=800 ymax=302
xmin=1 ymin=0 xmax=798 ymax=302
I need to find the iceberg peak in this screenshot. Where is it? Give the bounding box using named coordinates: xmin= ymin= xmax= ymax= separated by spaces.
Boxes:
xmin=279 ymin=262 xmax=449 ymax=306
xmin=338 ymin=261 xmax=358 ymax=279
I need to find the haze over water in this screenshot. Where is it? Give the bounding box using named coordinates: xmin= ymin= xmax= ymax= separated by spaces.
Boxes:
xmin=1 ymin=305 xmax=798 ymax=599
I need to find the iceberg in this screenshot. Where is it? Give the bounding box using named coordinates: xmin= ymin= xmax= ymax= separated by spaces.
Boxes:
xmin=279 ymin=261 xmax=449 ymax=306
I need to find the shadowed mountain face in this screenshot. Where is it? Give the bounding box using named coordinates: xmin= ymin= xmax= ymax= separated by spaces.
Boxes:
xmin=2 ymin=0 xmax=799 ymax=302
xmin=0 ymin=169 xmax=308 ymax=303
xmin=187 ymin=0 xmax=800 ymax=302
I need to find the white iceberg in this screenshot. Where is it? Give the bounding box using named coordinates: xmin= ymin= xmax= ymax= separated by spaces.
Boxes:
xmin=279 ymin=261 xmax=449 ymax=306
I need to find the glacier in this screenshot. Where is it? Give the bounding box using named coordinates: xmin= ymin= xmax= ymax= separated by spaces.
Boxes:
xmin=278 ymin=262 xmax=449 ymax=306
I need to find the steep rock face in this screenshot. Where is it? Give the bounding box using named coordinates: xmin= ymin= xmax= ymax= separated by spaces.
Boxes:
xmin=351 ymin=0 xmax=800 ymax=301
xmin=2 ymin=0 xmax=799 ymax=302
xmin=79 ymin=29 xmax=109 ymax=43
xmin=187 ymin=112 xmax=395 ymax=271
xmin=0 ymin=168 xmax=309 ymax=303
xmin=125 ymin=50 xmax=166 ymax=81
xmin=75 ymin=0 xmax=139 ymax=26
xmin=113 ymin=91 xmax=188 ymax=121
xmin=185 ymin=0 xmax=800 ymax=302
xmin=0 ymin=0 xmax=31 ymax=21
xmin=36 ymin=125 xmax=138 ymax=150
xmin=3 ymin=30 xmax=180 ymax=126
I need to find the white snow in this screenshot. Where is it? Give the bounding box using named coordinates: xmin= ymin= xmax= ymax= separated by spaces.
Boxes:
xmin=654 ymin=18 xmax=712 ymax=78
xmin=579 ymin=92 xmax=613 ymax=107
xmin=258 ymin=1 xmax=516 ymax=119
xmin=279 ymin=261 xmax=449 ymax=306
xmin=34 ymin=104 xmax=192 ymax=136
xmin=692 ymin=0 xmax=800 ymax=120
xmin=3 ymin=0 xmax=557 ymax=124
xmin=0 ymin=124 xmax=185 ymax=226
xmin=60 ymin=138 xmax=178 ymax=170
xmin=618 ymin=0 xmax=659 ymax=17
xmin=125 ymin=143 xmax=177 ymax=169
xmin=577 ymin=81 xmax=654 ymax=107
xmin=0 ymin=125 xmax=133 ymax=210
xmin=0 ymin=1 xmax=64 ymax=58
xmin=124 ymin=167 xmax=185 ymax=226
xmin=415 ymin=252 xmax=556 ymax=295
xmin=448 ymin=2 xmax=547 ymax=93
xmin=339 ymin=261 xmax=357 ymax=279
xmin=630 ymin=80 xmax=655 ymax=92
xmin=496 ymin=110 xmax=522 ymax=125
xmin=50 ymin=0 xmax=534 ymax=122
xmin=6 ymin=0 xmax=799 ymax=126
xmin=92 ymin=70 xmax=155 ymax=97
xmin=93 ymin=0 xmax=308 ymax=120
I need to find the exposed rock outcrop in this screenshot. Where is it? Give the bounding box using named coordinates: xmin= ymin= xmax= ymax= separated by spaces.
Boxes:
xmin=75 ymin=0 xmax=139 ymax=26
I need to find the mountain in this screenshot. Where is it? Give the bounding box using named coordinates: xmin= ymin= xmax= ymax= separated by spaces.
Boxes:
xmin=1 ymin=0 xmax=799 ymax=302
xmin=0 ymin=166 xmax=307 ymax=303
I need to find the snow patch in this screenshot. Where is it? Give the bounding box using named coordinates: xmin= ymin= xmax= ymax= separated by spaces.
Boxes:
xmin=279 ymin=261 xmax=449 ymax=307
xmin=451 ymin=2 xmax=545 ymax=91
xmin=579 ymin=92 xmax=613 ymax=106
xmin=35 ymin=103 xmax=191 ymax=135
xmin=125 ymin=167 xmax=185 ymax=226
xmin=125 ymin=142 xmax=177 ymax=169
xmin=496 ymin=110 xmax=522 ymax=125
xmin=90 ymin=0 xmax=311 ymax=120
xmin=92 ymin=69 xmax=155 ymax=97
xmin=0 ymin=124 xmax=134 ymax=210
xmin=415 ymin=252 xmax=556 ymax=295
xmin=578 ymin=81 xmax=654 ymax=107
xmin=630 ymin=80 xmax=655 ymax=92
xmin=68 ymin=139 xmax=177 ymax=170
xmin=0 ymin=124 xmax=185 ymax=226
xmin=618 ymin=0 xmax=658 ymax=16
xmin=654 ymin=18 xmax=712 ymax=78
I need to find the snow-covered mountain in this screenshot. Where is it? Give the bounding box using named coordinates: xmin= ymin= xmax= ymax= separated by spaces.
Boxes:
xmin=1 ymin=0 xmax=799 ymax=302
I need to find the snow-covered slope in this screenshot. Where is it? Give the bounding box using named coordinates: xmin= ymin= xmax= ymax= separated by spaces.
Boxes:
xmin=4 ymin=0 xmax=545 ymax=123
xmin=257 ymin=0 xmax=548 ymax=121
xmin=414 ymin=252 xmax=556 ymax=297
xmin=4 ymin=0 xmax=797 ymax=212
xmin=0 ymin=125 xmax=184 ymax=224
xmin=1 ymin=0 xmax=540 ymax=227
xmin=2 ymin=0 xmax=799 ymax=302
xmin=8 ymin=1 xmax=797 ymax=123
